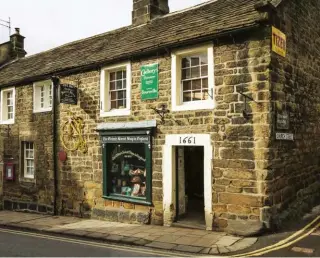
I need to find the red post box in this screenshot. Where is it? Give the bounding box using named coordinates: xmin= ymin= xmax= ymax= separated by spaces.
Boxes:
xmin=4 ymin=162 xmax=15 ymax=181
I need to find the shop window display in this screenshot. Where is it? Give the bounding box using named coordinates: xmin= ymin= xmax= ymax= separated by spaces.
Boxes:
xmin=103 ymin=140 xmax=151 ymax=204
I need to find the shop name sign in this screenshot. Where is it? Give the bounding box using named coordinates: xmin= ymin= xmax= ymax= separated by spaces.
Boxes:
xmin=141 ymin=63 xmax=159 ymax=100
xmin=59 ymin=84 xmax=78 ymax=105
xmin=272 ymin=26 xmax=286 ymax=57
xmin=276 ymin=132 xmax=294 ymax=141
xmin=102 ymin=136 xmax=150 ymax=143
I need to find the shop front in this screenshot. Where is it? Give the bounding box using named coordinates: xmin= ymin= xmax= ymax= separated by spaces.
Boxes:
xmin=97 ymin=120 xmax=156 ymax=206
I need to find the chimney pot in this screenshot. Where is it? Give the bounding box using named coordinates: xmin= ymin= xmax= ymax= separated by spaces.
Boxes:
xmin=15 ymin=28 xmax=20 ymax=34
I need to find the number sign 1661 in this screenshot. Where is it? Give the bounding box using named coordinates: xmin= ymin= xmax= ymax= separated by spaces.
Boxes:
xmin=179 ymin=136 xmax=196 ymax=145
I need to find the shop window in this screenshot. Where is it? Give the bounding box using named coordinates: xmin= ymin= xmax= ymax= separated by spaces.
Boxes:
xmin=101 ymin=133 xmax=152 ymax=205
xmin=22 ymin=142 xmax=35 ymax=179
xmin=171 ymin=44 xmax=215 ymax=111
xmin=33 ymin=80 xmax=53 ymax=113
xmin=100 ymin=62 xmax=131 ymax=117
xmin=0 ymin=87 xmax=15 ymax=124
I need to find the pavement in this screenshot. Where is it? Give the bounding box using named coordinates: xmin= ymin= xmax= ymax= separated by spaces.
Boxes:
xmin=0 ymin=211 xmax=257 ymax=255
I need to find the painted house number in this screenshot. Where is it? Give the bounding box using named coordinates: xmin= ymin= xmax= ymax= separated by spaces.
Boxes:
xmin=179 ymin=136 xmax=196 ymax=145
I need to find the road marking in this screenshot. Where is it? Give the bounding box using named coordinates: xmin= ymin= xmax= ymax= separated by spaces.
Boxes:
xmin=233 ymin=215 xmax=320 ymax=257
xmin=0 ymin=228 xmax=194 ymax=257
xmin=251 ymin=222 xmax=320 ymax=257
xmin=291 ymin=246 xmax=314 ymax=254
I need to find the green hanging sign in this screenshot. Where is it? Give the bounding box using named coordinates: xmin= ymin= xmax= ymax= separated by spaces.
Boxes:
xmin=141 ymin=63 xmax=159 ymax=100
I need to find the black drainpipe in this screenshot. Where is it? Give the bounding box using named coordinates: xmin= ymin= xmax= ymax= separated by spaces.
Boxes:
xmin=51 ymin=76 xmax=60 ymax=215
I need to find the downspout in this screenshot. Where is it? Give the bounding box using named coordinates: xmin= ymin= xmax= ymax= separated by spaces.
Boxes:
xmin=51 ymin=76 xmax=60 ymax=215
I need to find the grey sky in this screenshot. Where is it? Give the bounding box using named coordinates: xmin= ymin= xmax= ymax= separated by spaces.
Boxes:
xmin=0 ymin=0 xmax=207 ymax=56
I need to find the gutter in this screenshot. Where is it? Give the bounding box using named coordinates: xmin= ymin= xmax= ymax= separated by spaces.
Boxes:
xmin=0 ymin=23 xmax=262 ymax=88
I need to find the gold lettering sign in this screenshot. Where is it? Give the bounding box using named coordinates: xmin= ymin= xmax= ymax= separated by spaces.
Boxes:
xmin=272 ymin=26 xmax=286 ymax=57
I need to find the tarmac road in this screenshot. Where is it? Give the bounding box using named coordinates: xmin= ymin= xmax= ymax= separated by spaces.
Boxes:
xmin=0 ymin=228 xmax=167 ymax=257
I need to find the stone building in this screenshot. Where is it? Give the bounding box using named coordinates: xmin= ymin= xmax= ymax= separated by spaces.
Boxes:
xmin=0 ymin=0 xmax=319 ymax=236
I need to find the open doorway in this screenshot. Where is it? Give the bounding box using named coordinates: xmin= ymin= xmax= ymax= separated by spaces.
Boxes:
xmin=174 ymin=146 xmax=205 ymax=229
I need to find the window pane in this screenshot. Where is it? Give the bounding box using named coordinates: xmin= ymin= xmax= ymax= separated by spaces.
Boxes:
xmin=181 ymin=68 xmax=190 ymax=80
xmin=193 ymin=91 xmax=202 ymax=101
xmin=110 ymin=91 xmax=117 ymax=100
xmin=108 ymin=143 xmax=147 ymax=199
xmin=116 ymin=71 xmax=123 ymax=80
xmin=123 ymin=98 xmax=127 ymax=108
xmin=191 ymin=67 xmax=200 ymax=78
xmin=201 ymin=65 xmax=208 ymax=76
xmin=123 ymin=79 xmax=127 ymax=89
xmin=116 ymin=80 xmax=122 ymax=90
xmin=110 ymin=72 xmax=116 ymax=81
xmin=183 ymin=81 xmax=191 ymax=91
xmin=182 ymin=58 xmax=190 ymax=68
xmin=192 ymin=79 xmax=201 ymax=90
xmin=118 ymin=90 xmax=125 ymax=99
xmin=111 ymin=101 xmax=117 ymax=109
xmin=122 ymin=70 xmax=127 ymax=79
xmin=191 ymin=57 xmax=200 ymax=66
xmin=202 ymin=78 xmax=208 ymax=89
xmin=110 ymin=81 xmax=115 ymax=90
xmin=202 ymin=90 xmax=209 ymax=100
xmin=200 ymin=54 xmax=208 ymax=65
xmin=183 ymin=92 xmax=192 ymax=102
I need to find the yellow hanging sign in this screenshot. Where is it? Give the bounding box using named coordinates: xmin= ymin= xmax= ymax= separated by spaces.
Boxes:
xmin=272 ymin=26 xmax=286 ymax=57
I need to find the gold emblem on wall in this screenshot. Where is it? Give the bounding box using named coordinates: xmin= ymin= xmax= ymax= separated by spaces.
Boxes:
xmin=61 ymin=112 xmax=88 ymax=153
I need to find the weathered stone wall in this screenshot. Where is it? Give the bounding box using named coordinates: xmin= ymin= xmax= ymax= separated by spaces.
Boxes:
xmin=1 ymin=28 xmax=272 ymax=235
xmin=0 ymin=84 xmax=54 ymax=213
xmin=267 ymin=0 xmax=320 ymax=226
xmin=56 ymin=29 xmax=272 ymax=235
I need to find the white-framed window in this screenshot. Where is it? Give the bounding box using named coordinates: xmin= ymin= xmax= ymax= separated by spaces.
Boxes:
xmin=100 ymin=62 xmax=131 ymax=117
xmin=33 ymin=80 xmax=53 ymax=113
xmin=23 ymin=142 xmax=35 ymax=179
xmin=0 ymin=87 xmax=15 ymax=124
xmin=171 ymin=44 xmax=215 ymax=112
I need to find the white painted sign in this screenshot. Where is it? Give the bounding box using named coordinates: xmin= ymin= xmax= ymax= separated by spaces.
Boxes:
xmin=276 ymin=132 xmax=294 ymax=141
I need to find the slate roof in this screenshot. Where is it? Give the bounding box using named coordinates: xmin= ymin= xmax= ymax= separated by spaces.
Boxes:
xmin=0 ymin=0 xmax=270 ymax=87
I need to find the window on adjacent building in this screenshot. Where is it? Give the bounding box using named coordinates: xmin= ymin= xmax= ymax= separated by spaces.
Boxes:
xmin=23 ymin=142 xmax=35 ymax=179
xmin=171 ymin=44 xmax=215 ymax=111
xmin=100 ymin=62 xmax=131 ymax=117
xmin=0 ymin=87 xmax=15 ymax=124
xmin=33 ymin=80 xmax=53 ymax=112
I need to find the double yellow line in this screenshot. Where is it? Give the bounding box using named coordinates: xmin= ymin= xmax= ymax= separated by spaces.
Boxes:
xmin=234 ymin=215 xmax=320 ymax=257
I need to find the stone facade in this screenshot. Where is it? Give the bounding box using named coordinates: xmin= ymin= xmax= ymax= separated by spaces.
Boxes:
xmin=266 ymin=0 xmax=320 ymax=226
xmin=0 ymin=0 xmax=319 ymax=236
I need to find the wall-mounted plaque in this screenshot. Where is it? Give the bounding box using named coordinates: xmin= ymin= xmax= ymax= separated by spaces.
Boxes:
xmin=141 ymin=63 xmax=159 ymax=100
xmin=276 ymin=132 xmax=294 ymax=141
xmin=276 ymin=111 xmax=290 ymax=130
xmin=59 ymin=84 xmax=78 ymax=105
xmin=272 ymin=26 xmax=286 ymax=57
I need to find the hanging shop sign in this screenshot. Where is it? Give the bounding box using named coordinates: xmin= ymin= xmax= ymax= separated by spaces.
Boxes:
xmin=272 ymin=26 xmax=286 ymax=57
xmin=276 ymin=111 xmax=290 ymax=130
xmin=59 ymin=84 xmax=78 ymax=105
xmin=141 ymin=63 xmax=159 ymax=100
xmin=276 ymin=132 xmax=294 ymax=141
xmin=101 ymin=135 xmax=150 ymax=144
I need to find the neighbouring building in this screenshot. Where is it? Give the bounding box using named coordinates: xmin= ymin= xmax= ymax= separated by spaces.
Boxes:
xmin=0 ymin=0 xmax=319 ymax=236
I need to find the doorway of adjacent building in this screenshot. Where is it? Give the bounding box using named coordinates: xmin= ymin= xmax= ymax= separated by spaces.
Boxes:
xmin=174 ymin=146 xmax=205 ymax=229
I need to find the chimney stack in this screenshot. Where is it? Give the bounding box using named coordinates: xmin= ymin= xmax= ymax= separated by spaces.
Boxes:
xmin=132 ymin=0 xmax=169 ymax=26
xmin=10 ymin=28 xmax=27 ymax=59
